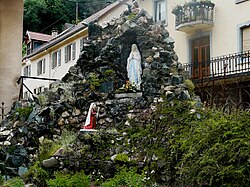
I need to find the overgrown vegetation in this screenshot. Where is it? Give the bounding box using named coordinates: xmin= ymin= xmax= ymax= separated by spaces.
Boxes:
xmin=15 ymin=106 xmax=33 ymax=120
xmin=47 ymin=171 xmax=89 ymax=187
xmin=101 ymin=168 xmax=146 ymax=187
xmin=2 ymin=178 xmax=25 ymax=187
xmin=5 ymin=98 xmax=250 ymax=186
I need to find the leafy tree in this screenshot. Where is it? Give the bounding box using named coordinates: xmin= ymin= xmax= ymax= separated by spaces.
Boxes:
xmin=23 ymin=0 xmax=116 ymax=34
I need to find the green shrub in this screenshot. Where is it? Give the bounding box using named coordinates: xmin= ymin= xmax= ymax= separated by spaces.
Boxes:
xmin=184 ymin=79 xmax=195 ymax=93
xmin=47 ymin=171 xmax=90 ymax=187
xmin=114 ymin=154 xmax=129 ymax=163
xmin=127 ymin=13 xmax=137 ymax=21
xmin=88 ymin=73 xmax=102 ymax=91
xmin=15 ymin=106 xmax=33 ymax=120
xmin=38 ymin=138 xmax=61 ymax=161
xmin=59 ymin=130 xmax=76 ymax=151
xmin=24 ymin=162 xmax=49 ymax=186
xmin=2 ymin=178 xmax=25 ymax=187
xmin=104 ymin=69 xmax=114 ymax=77
xmin=101 ymin=168 xmax=145 ymax=187
xmin=172 ymin=110 xmax=250 ymax=186
xmin=0 ymin=175 xmax=4 ymax=185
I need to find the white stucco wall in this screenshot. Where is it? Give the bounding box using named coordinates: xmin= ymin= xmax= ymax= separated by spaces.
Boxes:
xmin=22 ymin=35 xmax=86 ymax=97
xmin=140 ymin=0 xmax=250 ymax=63
xmin=0 ymin=0 xmax=23 ymax=115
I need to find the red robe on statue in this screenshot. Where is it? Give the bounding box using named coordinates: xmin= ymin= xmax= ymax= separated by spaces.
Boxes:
xmin=83 ymin=110 xmax=96 ymax=129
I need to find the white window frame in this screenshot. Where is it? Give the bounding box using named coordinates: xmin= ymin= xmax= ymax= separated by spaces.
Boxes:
xmin=65 ymin=42 xmax=76 ymax=63
xmin=153 ymin=0 xmax=167 ymax=24
xmin=242 ymin=26 xmax=250 ymax=52
xmin=52 ymin=49 xmax=61 ymax=69
xmin=23 ymin=65 xmax=31 ymax=76
xmin=34 ymin=86 xmax=44 ymax=94
xmin=238 ymin=21 xmax=250 ymax=53
xmin=37 ymin=58 xmax=46 ymax=75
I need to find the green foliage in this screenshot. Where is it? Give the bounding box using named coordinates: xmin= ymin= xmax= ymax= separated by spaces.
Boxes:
xmin=127 ymin=13 xmax=137 ymax=21
xmin=38 ymin=138 xmax=61 ymax=161
xmin=88 ymin=73 xmax=102 ymax=91
xmin=2 ymin=178 xmax=25 ymax=187
xmin=184 ymin=79 xmax=195 ymax=93
xmin=172 ymin=110 xmax=250 ymax=186
xmin=38 ymin=94 xmax=47 ymax=107
xmin=59 ymin=130 xmax=77 ymax=151
xmin=24 ymin=0 xmax=116 ymax=34
xmin=47 ymin=171 xmax=89 ymax=187
xmin=101 ymin=168 xmax=145 ymax=187
xmin=15 ymin=106 xmax=33 ymax=120
xmin=114 ymin=154 xmax=129 ymax=163
xmin=24 ymin=162 xmax=49 ymax=186
xmin=104 ymin=69 xmax=114 ymax=77
xmin=22 ymin=43 xmax=27 ymax=57
xmin=0 ymin=175 xmax=4 ymax=185
xmin=152 ymin=99 xmax=250 ymax=186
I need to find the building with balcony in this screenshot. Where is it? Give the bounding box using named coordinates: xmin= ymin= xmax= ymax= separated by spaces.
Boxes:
xmin=21 ymin=0 xmax=130 ymax=99
xmin=139 ymin=0 xmax=250 ymax=109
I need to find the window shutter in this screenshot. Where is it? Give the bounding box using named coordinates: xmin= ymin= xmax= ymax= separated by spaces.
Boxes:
xmin=73 ymin=42 xmax=76 ymax=60
xmin=52 ymin=53 xmax=54 ymax=69
xmin=23 ymin=67 xmax=26 ymax=76
xmin=65 ymin=46 xmax=68 ymax=63
xmin=28 ymin=65 xmax=31 ymax=76
xmin=58 ymin=49 xmax=61 ymax=66
xmin=43 ymin=59 xmax=46 ymax=73
xmin=243 ymin=26 xmax=250 ymax=51
xmin=37 ymin=62 xmax=39 ymax=75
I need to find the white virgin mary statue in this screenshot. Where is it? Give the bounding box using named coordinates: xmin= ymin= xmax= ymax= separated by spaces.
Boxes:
xmin=127 ymin=44 xmax=142 ymax=90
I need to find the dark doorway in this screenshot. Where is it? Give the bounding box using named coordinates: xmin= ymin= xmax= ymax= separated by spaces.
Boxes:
xmin=191 ymin=36 xmax=210 ymax=79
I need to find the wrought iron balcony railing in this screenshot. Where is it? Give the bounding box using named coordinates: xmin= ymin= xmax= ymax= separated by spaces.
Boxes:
xmin=183 ymin=50 xmax=250 ymax=82
xmin=172 ymin=1 xmax=215 ymax=32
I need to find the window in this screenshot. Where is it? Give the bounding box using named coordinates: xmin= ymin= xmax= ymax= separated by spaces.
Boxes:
xmin=33 ymin=41 xmax=43 ymax=50
xmin=24 ymin=91 xmax=30 ymax=99
xmin=37 ymin=58 xmax=46 ymax=75
xmin=52 ymin=49 xmax=61 ymax=69
xmin=154 ymin=0 xmax=166 ymax=23
xmin=242 ymin=26 xmax=250 ymax=51
xmin=65 ymin=42 xmax=76 ymax=63
xmin=23 ymin=65 xmax=31 ymax=76
xmin=27 ymin=43 xmax=31 ymax=55
xmin=34 ymin=86 xmax=44 ymax=94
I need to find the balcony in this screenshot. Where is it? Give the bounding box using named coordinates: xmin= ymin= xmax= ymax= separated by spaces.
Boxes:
xmin=172 ymin=1 xmax=215 ymax=32
xmin=183 ymin=50 xmax=250 ymax=84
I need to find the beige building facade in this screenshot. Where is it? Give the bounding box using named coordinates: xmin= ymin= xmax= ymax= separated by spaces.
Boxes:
xmin=138 ymin=0 xmax=250 ymax=108
xmin=0 ymin=0 xmax=24 ymax=115
xmin=139 ymin=0 xmax=250 ymax=64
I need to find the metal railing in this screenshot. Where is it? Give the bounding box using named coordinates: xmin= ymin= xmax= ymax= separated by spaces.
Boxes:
xmin=183 ymin=50 xmax=250 ymax=82
xmin=17 ymin=76 xmax=60 ymax=101
xmin=172 ymin=1 xmax=215 ymax=28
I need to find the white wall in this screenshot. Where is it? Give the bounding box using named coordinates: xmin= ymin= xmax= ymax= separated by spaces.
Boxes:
xmin=0 ymin=0 xmax=23 ymax=114
xmin=22 ymin=36 xmax=85 ymax=98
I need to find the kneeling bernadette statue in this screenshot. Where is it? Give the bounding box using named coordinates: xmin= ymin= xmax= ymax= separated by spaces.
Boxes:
xmin=127 ymin=44 xmax=142 ymax=90
xmin=82 ymin=102 xmax=97 ymax=130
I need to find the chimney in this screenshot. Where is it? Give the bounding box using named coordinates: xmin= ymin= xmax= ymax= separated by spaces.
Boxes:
xmin=51 ymin=29 xmax=58 ymax=37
